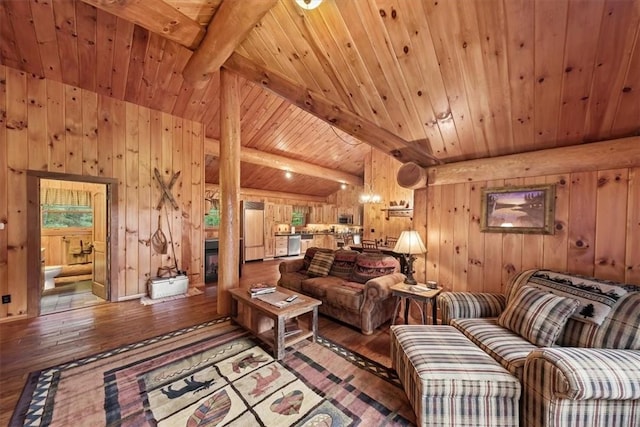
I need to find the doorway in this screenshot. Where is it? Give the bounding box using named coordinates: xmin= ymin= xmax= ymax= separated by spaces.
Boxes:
xmin=26 ymin=171 xmax=118 ymax=317
xmin=39 ymin=179 xmax=107 ymax=314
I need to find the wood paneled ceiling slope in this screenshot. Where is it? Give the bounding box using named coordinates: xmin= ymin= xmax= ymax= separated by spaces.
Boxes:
xmin=1 ymin=0 xmax=639 ymax=198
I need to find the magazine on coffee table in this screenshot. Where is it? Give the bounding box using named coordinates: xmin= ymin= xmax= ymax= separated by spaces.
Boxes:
xmin=255 ymin=291 xmax=302 ymax=308
xmin=249 ymin=283 xmax=277 ymax=297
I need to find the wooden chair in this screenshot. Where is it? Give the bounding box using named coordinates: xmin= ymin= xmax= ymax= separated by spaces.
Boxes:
xmin=385 ymin=236 xmax=398 ymax=248
xmin=361 ymin=239 xmax=379 ymax=252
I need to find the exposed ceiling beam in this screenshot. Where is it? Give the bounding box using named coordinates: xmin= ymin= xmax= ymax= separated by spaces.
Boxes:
xmin=240 ymin=187 xmax=328 ymax=203
xmin=182 ymin=0 xmax=279 ymax=88
xmin=205 ymin=138 xmax=363 ymax=187
xmin=79 ymin=0 xmax=205 ymax=49
xmin=427 ymin=136 xmax=640 ymax=185
xmin=207 ymin=184 xmax=328 ymax=203
xmin=223 ymin=53 xmax=443 ymax=168
xmin=79 ymin=0 xmax=441 ymax=167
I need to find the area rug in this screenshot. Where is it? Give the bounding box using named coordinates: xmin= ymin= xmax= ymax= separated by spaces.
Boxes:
xmin=139 ymin=286 xmax=203 ymax=305
xmin=12 ymin=318 xmax=415 ymax=426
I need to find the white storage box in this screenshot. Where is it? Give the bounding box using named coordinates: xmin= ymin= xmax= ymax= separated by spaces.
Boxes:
xmin=148 ymin=275 xmax=189 ymax=299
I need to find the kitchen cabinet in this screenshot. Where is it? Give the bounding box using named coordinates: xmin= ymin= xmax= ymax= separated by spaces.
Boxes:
xmin=309 ymin=204 xmax=338 ymax=224
xmin=324 ymin=235 xmax=336 ymax=250
xmin=311 ymin=234 xmax=337 ymax=250
xmin=275 ymin=236 xmax=288 ymax=257
xmin=312 ymin=235 xmax=325 ymax=248
xmin=300 ymin=238 xmax=313 ymax=254
xmin=274 ymin=204 xmax=292 ymax=223
xmin=323 ymin=204 xmax=337 ymax=224
xmin=308 ymin=206 xmax=323 ymax=224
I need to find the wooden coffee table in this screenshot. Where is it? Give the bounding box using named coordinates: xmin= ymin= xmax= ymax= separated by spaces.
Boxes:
xmin=228 ymin=287 xmax=321 ymax=360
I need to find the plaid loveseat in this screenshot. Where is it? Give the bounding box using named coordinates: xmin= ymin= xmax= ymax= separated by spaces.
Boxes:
xmin=439 ymin=269 xmax=640 ymax=427
xmin=278 ymin=247 xmax=404 ymax=334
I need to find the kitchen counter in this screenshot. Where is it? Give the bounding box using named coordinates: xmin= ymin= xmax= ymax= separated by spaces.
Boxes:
xmin=274 ymin=231 xmax=360 ymax=236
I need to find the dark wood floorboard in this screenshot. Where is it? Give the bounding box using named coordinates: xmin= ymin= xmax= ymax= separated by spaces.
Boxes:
xmin=0 ymin=259 xmax=399 ymax=425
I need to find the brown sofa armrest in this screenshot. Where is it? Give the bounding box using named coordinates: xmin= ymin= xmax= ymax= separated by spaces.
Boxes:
xmin=359 ymin=272 xmax=405 ymax=335
xmin=364 ymin=272 xmax=406 ymax=300
xmin=278 ymin=259 xmax=305 ymax=274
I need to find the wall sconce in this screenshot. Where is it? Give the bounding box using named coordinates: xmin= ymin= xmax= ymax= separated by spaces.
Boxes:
xmin=393 ymin=230 xmax=426 ymax=285
xmin=295 ymin=0 xmax=323 ymax=10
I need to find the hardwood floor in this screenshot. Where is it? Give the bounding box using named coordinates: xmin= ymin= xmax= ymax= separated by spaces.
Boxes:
xmin=0 ymin=259 xmax=398 ymax=425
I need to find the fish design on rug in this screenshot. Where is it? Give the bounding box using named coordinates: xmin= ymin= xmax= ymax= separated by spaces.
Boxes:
xmin=160 ymin=376 xmax=215 ymax=399
xmin=270 ymin=390 xmax=304 ymax=415
xmin=187 ymin=389 xmax=231 ymax=427
xmin=231 ymin=353 xmax=268 ymax=373
xmin=249 ymin=365 xmax=281 ymax=397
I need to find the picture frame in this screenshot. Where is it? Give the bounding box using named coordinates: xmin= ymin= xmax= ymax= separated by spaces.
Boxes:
xmin=480 ymin=184 xmax=555 ymax=234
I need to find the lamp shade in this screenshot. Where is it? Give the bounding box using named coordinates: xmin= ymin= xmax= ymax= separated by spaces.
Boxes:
xmin=393 ymin=230 xmax=426 ymax=255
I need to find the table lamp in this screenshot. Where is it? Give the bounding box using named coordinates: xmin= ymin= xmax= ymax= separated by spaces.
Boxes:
xmin=393 ymin=230 xmax=426 ymax=285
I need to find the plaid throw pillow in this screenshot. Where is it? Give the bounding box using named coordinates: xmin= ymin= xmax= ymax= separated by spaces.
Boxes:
xmin=307 ymin=252 xmax=335 ymax=278
xmin=498 ymin=285 xmax=580 ymax=347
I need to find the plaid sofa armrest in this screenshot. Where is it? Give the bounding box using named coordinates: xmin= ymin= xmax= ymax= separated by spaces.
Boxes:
xmin=438 ymin=292 xmax=506 ymax=325
xmin=525 ymin=348 xmax=640 ymax=400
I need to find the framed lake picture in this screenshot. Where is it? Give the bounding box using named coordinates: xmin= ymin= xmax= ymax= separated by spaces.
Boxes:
xmin=480 ymin=184 xmax=555 ymax=234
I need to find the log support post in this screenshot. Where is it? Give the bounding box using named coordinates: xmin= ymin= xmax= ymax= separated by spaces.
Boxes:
xmin=217 ymin=69 xmax=241 ymax=315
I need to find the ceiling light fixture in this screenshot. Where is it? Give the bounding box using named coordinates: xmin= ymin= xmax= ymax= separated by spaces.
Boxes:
xmin=295 ymin=0 xmax=323 ymax=10
xmin=341 ymin=183 xmax=347 ymax=190
xmin=285 ymin=171 xmax=292 ymax=179
xmin=359 ymin=185 xmax=381 ymax=204
xmin=360 ymin=154 xmax=382 ymax=204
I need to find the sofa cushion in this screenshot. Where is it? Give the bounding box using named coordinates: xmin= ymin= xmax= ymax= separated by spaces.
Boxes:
xmin=302 ymin=247 xmax=333 ymax=272
xmin=307 ymin=251 xmax=335 ymax=278
xmin=301 ymin=275 xmax=346 ymax=299
xmin=350 ymin=253 xmax=398 ymax=284
xmin=498 ymin=285 xmax=580 ymax=347
xmin=526 ymin=270 xmax=628 ymax=325
xmin=324 ymin=282 xmax=364 ymax=311
xmin=452 ymin=318 xmax=537 ymax=380
xmin=329 ymin=249 xmax=359 ymax=279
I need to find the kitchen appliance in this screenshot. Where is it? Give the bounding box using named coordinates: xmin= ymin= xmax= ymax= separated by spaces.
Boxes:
xmin=338 ymin=214 xmax=353 ymax=224
xmin=244 ymin=201 xmax=265 ymax=261
xmin=288 ymin=234 xmax=301 ymax=256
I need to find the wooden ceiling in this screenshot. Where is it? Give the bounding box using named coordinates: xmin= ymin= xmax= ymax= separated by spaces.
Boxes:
xmin=1 ymin=0 xmax=639 ymax=198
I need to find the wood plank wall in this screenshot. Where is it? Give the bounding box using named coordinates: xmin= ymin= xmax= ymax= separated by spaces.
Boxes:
xmin=363 ymin=149 xmax=415 ymax=243
xmin=413 ymin=165 xmax=640 ymax=292
xmin=0 ymin=65 xmax=204 ymax=320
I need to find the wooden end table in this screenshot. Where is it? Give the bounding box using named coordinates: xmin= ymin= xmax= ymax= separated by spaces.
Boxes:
xmin=228 ymin=287 xmax=321 ymax=360
xmin=390 ymin=282 xmax=442 ymax=325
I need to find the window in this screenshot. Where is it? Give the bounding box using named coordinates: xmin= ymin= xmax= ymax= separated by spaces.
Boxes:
xmin=205 ymin=208 xmax=220 ymax=227
xmin=42 ymin=204 xmax=93 ymax=228
xmin=291 ymin=211 xmax=306 ymax=226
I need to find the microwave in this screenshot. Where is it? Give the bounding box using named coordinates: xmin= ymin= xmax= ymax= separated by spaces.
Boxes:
xmin=338 ymin=214 xmax=353 ymax=224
